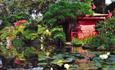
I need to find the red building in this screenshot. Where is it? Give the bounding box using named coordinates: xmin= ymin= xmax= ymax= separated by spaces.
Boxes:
xmin=70 ymin=14 xmax=107 ymax=41
xmin=65 ymin=0 xmax=114 ymax=41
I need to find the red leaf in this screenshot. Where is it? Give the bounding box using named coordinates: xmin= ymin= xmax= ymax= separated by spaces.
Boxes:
xmin=92 ymin=3 xmax=96 ymax=9
xmin=107 ymin=10 xmax=112 ymax=18
xmin=14 ymin=20 xmax=27 ymax=26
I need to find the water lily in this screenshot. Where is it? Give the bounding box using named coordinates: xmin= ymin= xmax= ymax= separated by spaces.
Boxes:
xmin=64 ymin=64 xmax=70 ymax=70
xmin=50 ymin=67 xmax=53 ymax=70
xmin=99 ymin=52 xmax=110 ymax=60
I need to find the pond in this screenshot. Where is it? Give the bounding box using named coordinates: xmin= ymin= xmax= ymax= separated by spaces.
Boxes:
xmin=69 ymin=51 xmax=115 ymax=70
xmin=5 ymin=51 xmax=115 ymax=70
xmin=102 ymin=65 xmax=115 ymax=70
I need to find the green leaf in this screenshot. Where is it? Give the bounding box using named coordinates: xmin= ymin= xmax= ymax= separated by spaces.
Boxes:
xmin=12 ymin=38 xmax=24 ymax=47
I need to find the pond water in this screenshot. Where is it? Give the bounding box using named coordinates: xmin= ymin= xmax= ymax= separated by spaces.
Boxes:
xmin=69 ymin=51 xmax=115 ymax=70
xmin=102 ymin=65 xmax=115 ymax=70
xmin=6 ymin=51 xmax=115 ymax=70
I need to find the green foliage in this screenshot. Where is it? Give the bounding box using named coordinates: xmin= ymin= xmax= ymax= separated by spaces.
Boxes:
xmin=24 ymin=47 xmax=37 ymax=57
xmin=37 ymin=24 xmax=47 ymax=35
xmin=72 ymin=37 xmax=93 ymax=47
xmin=0 ymin=0 xmax=55 ymax=28
xmin=44 ymin=0 xmax=93 ymax=26
xmin=22 ymin=30 xmax=38 ymax=40
xmin=1 ymin=0 xmax=55 ymax=13
xmin=51 ymin=27 xmax=66 ymax=41
xmin=12 ymin=38 xmax=24 ymax=47
xmin=91 ymin=17 xmax=115 ymax=48
xmin=83 ymin=0 xmax=93 ymax=4
xmin=0 ymin=30 xmax=9 ymax=40
xmin=0 ymin=17 xmax=11 ymax=28
xmin=0 ymin=0 xmax=95 ymax=63
xmin=0 ymin=45 xmax=23 ymax=58
xmin=0 ymin=45 xmax=9 ymax=57
xmin=0 ymin=13 xmax=30 ymax=29
xmin=0 ymin=27 xmax=15 ymax=40
xmin=72 ymin=38 xmax=81 ymax=47
xmin=92 ymin=57 xmax=102 ymax=68
xmin=89 ymin=37 xmax=102 ymax=47
xmin=8 ymin=13 xmax=30 ymax=22
xmin=53 ymin=31 xmax=66 ymax=41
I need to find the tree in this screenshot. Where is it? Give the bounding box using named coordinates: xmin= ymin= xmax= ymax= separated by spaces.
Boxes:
xmin=0 ymin=0 xmax=56 ymax=29
xmin=0 ymin=0 xmax=55 ymax=14
xmin=44 ymin=0 xmax=93 ymax=41
xmin=90 ymin=17 xmax=115 ymax=50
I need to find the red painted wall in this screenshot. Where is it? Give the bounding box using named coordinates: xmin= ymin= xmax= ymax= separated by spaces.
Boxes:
xmin=71 ymin=16 xmax=106 ymax=40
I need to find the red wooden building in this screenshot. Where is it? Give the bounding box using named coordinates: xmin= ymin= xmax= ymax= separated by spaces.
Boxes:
xmin=70 ymin=14 xmax=108 ymax=41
